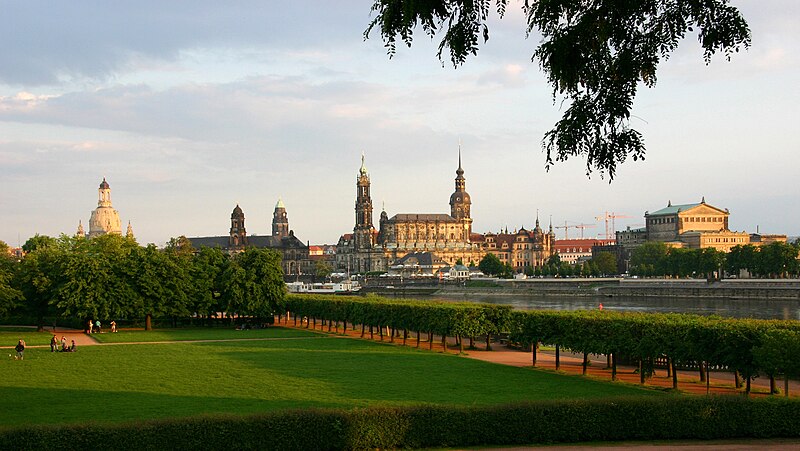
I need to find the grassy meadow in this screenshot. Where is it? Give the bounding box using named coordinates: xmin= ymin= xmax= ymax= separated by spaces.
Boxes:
xmin=0 ymin=326 xmax=56 ymax=347
xmin=1 ymin=327 xmax=662 ymax=427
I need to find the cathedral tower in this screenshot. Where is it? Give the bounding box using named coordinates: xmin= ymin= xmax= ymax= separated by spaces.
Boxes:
xmin=272 ymin=198 xmax=289 ymax=239
xmin=88 ymin=177 xmax=123 ymax=237
xmin=229 ymin=204 xmax=248 ymax=249
xmin=449 ymin=149 xmax=473 ymax=236
xmin=354 ymin=153 xmax=375 ymax=250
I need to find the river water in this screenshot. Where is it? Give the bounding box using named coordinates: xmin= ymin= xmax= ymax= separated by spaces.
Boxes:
xmin=424 ymin=293 xmax=800 ymax=320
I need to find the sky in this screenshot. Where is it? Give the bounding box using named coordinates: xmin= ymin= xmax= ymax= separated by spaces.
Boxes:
xmin=1 ymin=1 xmax=798 ymax=248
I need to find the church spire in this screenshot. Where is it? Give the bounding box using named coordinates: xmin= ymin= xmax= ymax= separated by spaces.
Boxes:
xmin=126 ymin=221 xmax=134 ymax=239
xmin=359 ymin=151 xmax=368 ymax=176
xmin=76 ymin=220 xmax=85 ymax=237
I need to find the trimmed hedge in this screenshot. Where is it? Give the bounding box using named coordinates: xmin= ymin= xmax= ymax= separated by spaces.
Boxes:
xmin=284 ymin=294 xmax=800 ymax=387
xmin=1 ymin=397 xmax=799 ymax=450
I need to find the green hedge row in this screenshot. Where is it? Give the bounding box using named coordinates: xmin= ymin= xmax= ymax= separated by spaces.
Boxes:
xmin=284 ymin=294 xmax=512 ymax=347
xmin=284 ymin=295 xmax=800 ymax=389
xmin=2 ymin=397 xmax=799 ymax=450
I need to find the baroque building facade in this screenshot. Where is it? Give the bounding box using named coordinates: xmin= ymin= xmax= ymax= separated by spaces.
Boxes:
xmin=87 ymin=178 xmax=123 ymax=237
xmin=336 ymin=153 xmax=554 ymax=274
xmin=617 ymin=198 xmax=786 ymax=253
xmin=188 ymin=200 xmax=311 ymax=276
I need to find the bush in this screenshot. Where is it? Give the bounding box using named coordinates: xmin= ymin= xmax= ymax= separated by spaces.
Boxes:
xmin=2 ymin=397 xmax=799 ymax=450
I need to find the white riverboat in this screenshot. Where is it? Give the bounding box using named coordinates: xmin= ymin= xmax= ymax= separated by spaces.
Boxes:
xmin=286 ymin=280 xmax=361 ymax=294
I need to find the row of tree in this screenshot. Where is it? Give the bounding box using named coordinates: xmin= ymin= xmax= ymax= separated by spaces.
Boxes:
xmin=285 ymin=294 xmax=800 ymax=394
xmin=478 ymin=252 xmax=618 ymax=278
xmin=1 ymin=234 xmax=286 ymax=330
xmin=630 ymin=241 xmax=800 ymax=278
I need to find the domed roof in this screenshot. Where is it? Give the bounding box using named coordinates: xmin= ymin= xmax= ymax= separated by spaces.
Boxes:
xmin=99 ymin=177 xmax=110 ymax=189
xmin=450 ymin=191 xmax=471 ymax=204
xmin=231 ymin=204 xmax=244 ymax=217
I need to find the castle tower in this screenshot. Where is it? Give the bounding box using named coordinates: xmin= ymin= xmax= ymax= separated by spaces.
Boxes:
xmin=449 ymin=148 xmax=473 ymax=236
xmin=76 ymin=221 xmax=85 ymax=237
xmin=229 ymin=204 xmax=248 ymax=249
xmin=272 ymin=198 xmax=289 ymax=239
xmin=354 ymin=153 xmax=375 ymax=250
xmin=88 ymin=177 xmax=123 ymax=237
xmin=126 ymin=221 xmax=135 ymax=239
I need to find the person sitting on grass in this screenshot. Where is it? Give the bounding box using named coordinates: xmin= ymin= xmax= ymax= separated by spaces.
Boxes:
xmin=70 ymin=340 xmax=76 ymax=352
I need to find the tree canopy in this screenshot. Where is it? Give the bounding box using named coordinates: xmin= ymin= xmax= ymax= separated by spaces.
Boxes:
xmin=365 ymin=0 xmax=750 ymax=179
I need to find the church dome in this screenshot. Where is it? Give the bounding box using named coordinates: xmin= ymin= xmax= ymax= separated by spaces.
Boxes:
xmin=231 ymin=204 xmax=244 ymax=217
xmin=99 ymin=177 xmax=110 ymax=189
xmin=449 ymin=191 xmax=471 ymax=205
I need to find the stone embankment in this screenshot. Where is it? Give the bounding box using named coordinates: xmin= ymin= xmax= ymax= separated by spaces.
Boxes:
xmin=434 ymin=278 xmax=800 ymax=300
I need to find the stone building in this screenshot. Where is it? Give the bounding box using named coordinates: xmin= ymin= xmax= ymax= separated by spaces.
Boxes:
xmin=480 ymin=221 xmax=556 ymax=271
xmin=617 ymin=198 xmax=786 ymax=253
xmin=554 ymin=238 xmax=615 ymax=264
xmin=336 ymin=152 xmax=555 ymax=274
xmin=337 ymin=153 xmax=484 ymax=273
xmin=86 ymin=178 xmax=124 ymax=237
xmin=188 ymin=200 xmax=311 ymax=276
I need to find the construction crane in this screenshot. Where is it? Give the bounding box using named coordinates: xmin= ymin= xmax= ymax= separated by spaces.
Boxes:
xmin=595 ymin=212 xmax=634 ymax=240
xmin=554 ymin=221 xmax=596 ymax=239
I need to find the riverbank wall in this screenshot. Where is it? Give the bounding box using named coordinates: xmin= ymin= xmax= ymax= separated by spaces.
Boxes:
xmin=431 ymin=278 xmax=800 ymax=300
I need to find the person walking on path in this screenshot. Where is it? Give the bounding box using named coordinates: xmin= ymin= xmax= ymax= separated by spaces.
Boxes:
xmin=87 ymin=319 xmax=93 ymax=334
xmin=14 ymin=339 xmax=25 ymax=360
xmin=95 ymin=320 xmax=101 ymax=333
xmin=110 ymin=321 xmax=117 ymax=333
xmin=50 ymin=335 xmax=58 ymax=352
xmin=60 ymin=335 xmax=67 ymax=351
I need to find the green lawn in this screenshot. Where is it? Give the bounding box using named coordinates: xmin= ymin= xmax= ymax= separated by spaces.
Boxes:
xmin=91 ymin=326 xmax=320 ymax=343
xmin=0 ymin=327 xmax=56 ymax=347
xmin=0 ymin=328 xmax=663 ymax=427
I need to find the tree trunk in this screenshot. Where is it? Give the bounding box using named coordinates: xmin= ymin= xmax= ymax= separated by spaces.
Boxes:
xmin=486 ymin=333 xmax=492 ymax=351
xmin=370 ymin=325 xmax=374 ymax=340
xmin=611 ymin=353 xmax=617 ymax=381
xmin=606 ymin=354 xmax=611 ymax=369
xmin=390 ymin=327 xmax=395 ymax=343
xmin=734 ymin=370 xmax=742 ymax=389
xmin=671 ymin=359 xmax=678 ymax=389
xmin=441 ymin=334 xmax=447 ymax=352
xmin=458 ymin=335 xmax=463 ymax=353
xmin=469 ymin=336 xmax=475 ymax=349
xmin=145 ymin=313 xmax=152 ymax=331
xmin=699 ymin=363 xmax=706 ymax=382
xmin=639 ymin=360 xmax=645 ymax=384
xmin=428 ymin=331 xmax=433 ymax=350
xmin=360 ymin=324 xmax=365 ymax=338
xmin=555 ymin=345 xmax=560 ymax=370
xmin=312 ymin=317 xmax=316 ymax=329
xmin=770 ymin=374 xmax=776 ymax=394
xmin=335 ymin=321 xmax=339 ymax=333
xmin=343 ymin=321 xmax=348 ymax=333
xmin=379 ymin=324 xmax=383 ymax=341
xmin=328 ymin=320 xmax=332 ymax=332
xmin=666 ymin=358 xmax=672 ymax=378
xmin=746 ymin=374 xmax=751 ymax=395
xmin=403 ymin=329 xmax=408 ymax=346
xmin=786 ymin=376 xmax=790 ymax=398
xmin=532 ymin=342 xmax=538 ymax=367
xmin=416 ymin=330 xmax=421 ymax=348
xmin=582 ymin=352 xmax=588 ymax=375
xmin=294 ymin=313 xmax=297 ymax=327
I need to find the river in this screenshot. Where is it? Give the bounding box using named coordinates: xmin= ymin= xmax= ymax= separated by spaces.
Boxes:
xmin=421 ymin=293 xmax=800 ymax=320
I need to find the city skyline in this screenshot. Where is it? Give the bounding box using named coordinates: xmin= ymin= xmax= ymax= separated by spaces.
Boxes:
xmin=2 ymin=2 xmax=798 ymax=247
